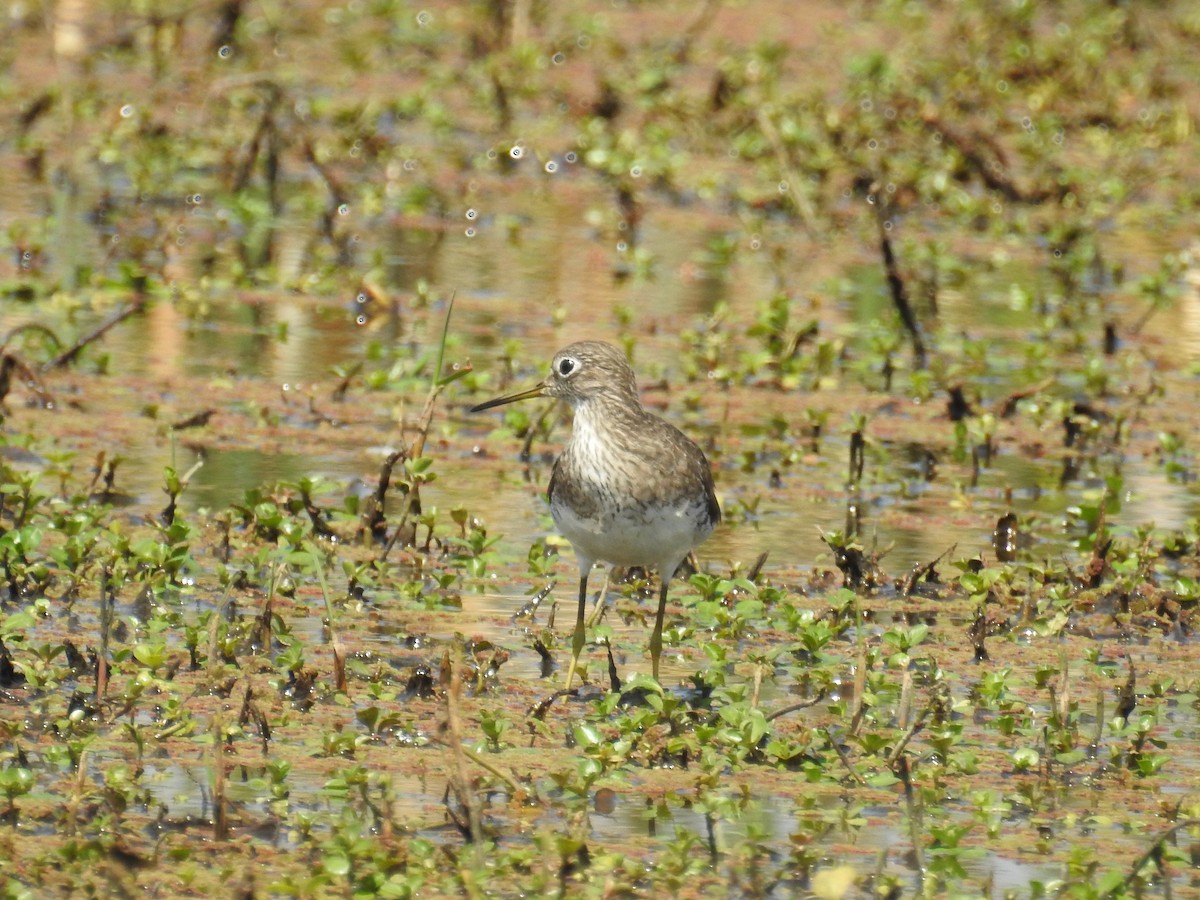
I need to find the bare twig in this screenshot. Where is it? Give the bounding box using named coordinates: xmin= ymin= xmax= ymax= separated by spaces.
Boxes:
xmin=43 ymin=299 xmax=147 ymax=370
xmin=873 ymin=195 xmax=926 ymax=369
xmin=824 ymin=728 xmax=869 ymax=787
xmin=764 ymin=689 xmax=827 ymax=722
xmin=1108 ymin=819 xmax=1200 ymax=896
xmin=444 ymin=650 xmax=482 ymax=843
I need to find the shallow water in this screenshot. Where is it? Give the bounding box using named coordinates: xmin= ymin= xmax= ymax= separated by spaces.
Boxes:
xmin=4 ymin=3 xmax=1200 ymax=891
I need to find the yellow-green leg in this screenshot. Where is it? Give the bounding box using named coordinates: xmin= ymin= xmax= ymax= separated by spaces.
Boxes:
xmin=649 ymin=579 xmax=669 ymax=683
xmin=563 ymin=574 xmax=589 ymax=690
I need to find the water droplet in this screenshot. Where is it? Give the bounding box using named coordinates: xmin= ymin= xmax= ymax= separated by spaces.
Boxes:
xmin=509 ymin=145 xmax=524 ymax=159
xmin=629 ymin=165 xmax=642 ymax=177
xmin=217 ymin=45 xmax=232 ymax=59
xmin=403 ymin=158 xmax=417 ymax=171
xmin=356 ymin=293 xmax=368 ymax=304
xmin=120 ymin=104 xmax=134 ymax=118
xmin=1053 ymin=131 xmax=1064 ymax=145
xmin=465 ymin=227 xmax=476 ymax=238
xmin=932 ymin=131 xmax=943 ymax=144
xmin=356 ymin=315 xmax=367 ymax=326
xmin=486 ymin=149 xmax=498 ymax=160
xmin=867 ymin=138 xmax=878 ymax=151
xmin=1053 ymin=249 xmax=1062 ymax=258
xmin=544 ymin=160 xmax=558 ymax=173
xmin=337 ymin=204 xmax=350 ymax=216
xmin=750 ymin=236 xmax=761 ymax=250
xmin=616 ymin=240 xmax=628 ymax=253
xmin=564 ymin=151 xmax=578 ymax=164
xmin=996 ymin=79 xmax=1008 ymax=93
xmin=860 ymin=99 xmax=873 ymax=112
xmin=466 ymin=208 xmax=478 ymax=220
xmin=416 ymin=10 xmax=432 ymax=26
xmin=883 ymin=220 xmax=893 ymax=231
xmin=552 ymin=52 xmax=565 ymax=65
xmin=576 ymin=34 xmax=591 ymax=49
xmin=778 ymin=180 xmax=789 ymax=193
xmin=886 ymin=182 xmax=896 ymax=194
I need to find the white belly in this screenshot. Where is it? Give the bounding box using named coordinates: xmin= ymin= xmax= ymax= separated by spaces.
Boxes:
xmin=551 ymin=495 xmax=712 ymax=576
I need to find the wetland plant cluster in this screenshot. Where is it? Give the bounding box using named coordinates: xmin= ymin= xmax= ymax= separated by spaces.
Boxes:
xmin=1 ymin=0 xmax=1200 ymax=897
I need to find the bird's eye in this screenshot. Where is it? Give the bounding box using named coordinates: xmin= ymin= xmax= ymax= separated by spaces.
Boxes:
xmin=556 ymin=356 xmax=577 ymax=377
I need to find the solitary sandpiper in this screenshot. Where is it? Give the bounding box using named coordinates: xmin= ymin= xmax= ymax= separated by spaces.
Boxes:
xmin=471 ymin=340 xmax=720 ymax=687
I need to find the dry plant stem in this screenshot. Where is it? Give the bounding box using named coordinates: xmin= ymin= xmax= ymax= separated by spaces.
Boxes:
xmin=65 ymin=750 xmax=88 ymax=837
xmin=825 ymin=728 xmax=869 ymax=787
xmin=1056 ymin=650 xmax=1071 ymax=724
xmin=897 ymin=667 xmax=913 ymax=730
xmin=377 ymin=380 xmax=448 ymax=562
xmin=258 ymin=564 xmax=282 ymax=652
xmin=207 ymin=581 xmax=234 ymax=680
xmin=584 ymin=570 xmax=611 ymax=629
xmin=902 ymin=543 xmax=955 ymax=596
xmin=1110 ymin=819 xmax=1200 ymax=897
xmin=998 ymin=377 xmax=1056 ymax=417
xmin=330 ymin=359 xmax=362 ymax=401
xmin=898 ymin=755 xmax=925 ymax=893
xmin=430 ymin=736 xmax=530 ymax=802
xmin=444 ymin=650 xmax=482 ymax=844
xmin=755 ymin=107 xmax=818 ymax=233
xmin=206 ymin=613 xmax=221 ymax=680
xmin=310 ymin=544 xmax=347 ymax=693
xmin=0 ymin=351 xmax=52 ymax=407
xmin=2 ymin=322 xmax=62 ymax=353
xmin=764 ymin=690 xmax=827 ymax=722
xmin=848 ymin=642 xmax=869 ymax=737
xmin=358 ymin=449 xmax=403 ymax=542
xmin=886 ymin=706 xmax=930 ymax=768
xmin=605 ymin=640 xmax=621 ymax=691
xmin=95 ymin=568 xmax=112 ymax=698
xmin=44 ymin=298 xmax=147 ymax=370
xmin=520 ymin=399 xmax=559 ymax=461
xmin=212 ymin=714 xmax=228 ymax=841
xmin=673 ymin=0 xmax=722 ymax=63
xmin=874 ymin=199 xmax=927 ymax=369
xmin=750 ymin=663 xmax=764 ymax=709
xmin=746 ymin=551 xmax=769 ymax=582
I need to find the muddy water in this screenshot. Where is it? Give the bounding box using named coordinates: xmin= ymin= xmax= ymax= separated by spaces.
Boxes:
xmin=6 ymin=153 xmax=1200 ymax=897
xmin=10 ymin=188 xmax=1198 ymax=578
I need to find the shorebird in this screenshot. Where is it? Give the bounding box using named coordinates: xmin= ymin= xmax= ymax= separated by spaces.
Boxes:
xmin=471 ymin=341 xmax=720 ymax=687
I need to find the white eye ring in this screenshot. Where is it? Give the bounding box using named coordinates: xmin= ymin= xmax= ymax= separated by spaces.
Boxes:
xmin=556 ymin=356 xmax=578 ymax=377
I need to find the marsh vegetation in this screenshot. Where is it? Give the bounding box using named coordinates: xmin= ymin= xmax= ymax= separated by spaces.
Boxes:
xmin=2 ymin=0 xmax=1200 ymax=896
